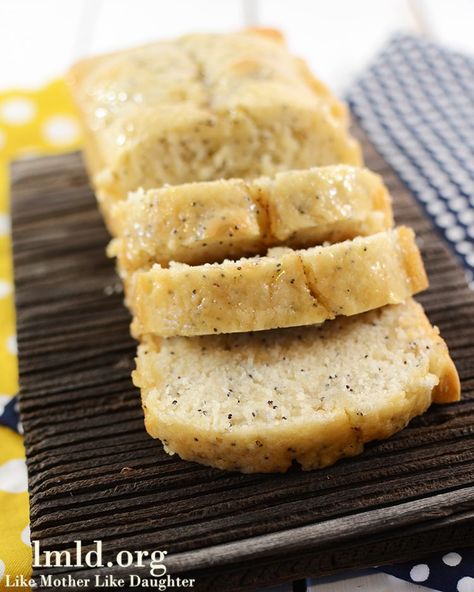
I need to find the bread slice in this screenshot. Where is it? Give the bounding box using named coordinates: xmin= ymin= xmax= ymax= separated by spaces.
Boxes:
xmin=129 ymin=227 xmax=428 ymax=337
xmin=133 ymin=299 xmax=460 ymax=473
xmin=67 ymin=29 xmax=361 ymax=218
xmin=108 ymin=165 xmax=393 ymax=271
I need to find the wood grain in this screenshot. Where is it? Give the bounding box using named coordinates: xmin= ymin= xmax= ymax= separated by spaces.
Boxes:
xmin=11 ymin=124 xmax=474 ymax=591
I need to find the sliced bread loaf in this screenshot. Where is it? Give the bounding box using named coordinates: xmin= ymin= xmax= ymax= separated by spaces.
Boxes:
xmin=108 ymin=165 xmax=393 ymax=270
xmin=133 ymin=299 xmax=460 ymax=473
xmin=129 ymin=227 xmax=428 ymax=337
xmin=67 ymin=29 xmax=361 ymax=217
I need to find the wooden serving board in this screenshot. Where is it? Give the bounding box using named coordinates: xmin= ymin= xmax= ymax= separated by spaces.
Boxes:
xmin=12 ymin=125 xmax=474 ymax=592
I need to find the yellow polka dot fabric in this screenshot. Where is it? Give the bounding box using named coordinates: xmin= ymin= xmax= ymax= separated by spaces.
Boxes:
xmin=0 ymin=79 xmax=81 ymax=590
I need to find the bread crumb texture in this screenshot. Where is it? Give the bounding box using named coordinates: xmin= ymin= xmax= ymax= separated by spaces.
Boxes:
xmin=133 ymin=300 xmax=460 ymax=473
xmin=129 ymin=227 xmax=428 ymax=336
xmin=67 ymin=30 xmax=362 ymax=215
xmin=108 ymin=165 xmax=393 ymax=270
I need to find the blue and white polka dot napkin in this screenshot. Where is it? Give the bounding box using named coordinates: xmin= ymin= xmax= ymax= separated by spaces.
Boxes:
xmin=380 ymin=551 xmax=474 ymax=591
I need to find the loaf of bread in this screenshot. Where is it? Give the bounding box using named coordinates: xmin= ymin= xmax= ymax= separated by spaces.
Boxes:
xmin=108 ymin=165 xmax=393 ymax=271
xmin=68 ymin=30 xmax=460 ymax=475
xmin=67 ymin=29 xmax=362 ymax=218
xmin=133 ymin=299 xmax=460 ymax=473
xmin=129 ymin=227 xmax=428 ymax=337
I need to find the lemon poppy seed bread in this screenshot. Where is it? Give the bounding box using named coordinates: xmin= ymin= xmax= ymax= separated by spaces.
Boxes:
xmin=129 ymin=227 xmax=428 ymax=337
xmin=108 ymin=165 xmax=393 ymax=270
xmin=68 ymin=29 xmax=460 ymax=476
xmin=67 ymin=29 xmax=362 ymax=219
xmin=133 ymin=299 xmax=460 ymax=473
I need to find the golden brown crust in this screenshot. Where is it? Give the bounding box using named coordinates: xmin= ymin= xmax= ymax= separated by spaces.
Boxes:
xmin=374 ymin=181 xmax=394 ymax=229
xmin=67 ymin=30 xmax=362 ymax=214
xmin=398 ymin=226 xmax=429 ymax=293
xmin=422 ymin=320 xmax=460 ymax=404
xmin=134 ymin=300 xmax=460 ymax=473
xmin=108 ymin=165 xmax=394 ymax=272
xmin=391 ymin=298 xmax=460 ymax=404
xmin=432 ymin=355 xmax=461 ymax=403
xmin=69 ymin=31 xmax=460 ymax=475
xmin=244 ymin=27 xmax=287 ymax=45
xmin=129 ymin=229 xmax=428 ymax=337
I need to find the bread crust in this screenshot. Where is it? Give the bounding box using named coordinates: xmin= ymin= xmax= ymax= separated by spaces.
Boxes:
xmin=129 ymin=228 xmax=428 ymax=337
xmin=67 ymin=30 xmax=362 ymax=219
xmin=133 ymin=300 xmax=460 ymax=473
xmin=68 ymin=31 xmax=460 ymax=476
xmin=108 ymin=165 xmax=393 ymax=271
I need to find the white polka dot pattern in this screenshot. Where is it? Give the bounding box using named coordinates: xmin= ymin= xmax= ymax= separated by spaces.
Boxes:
xmin=0 ymin=280 xmax=12 ymax=299
xmin=458 ymin=576 xmax=474 ymax=592
xmin=348 ymin=34 xmax=474 ymax=285
xmin=42 ymin=115 xmax=80 ymax=146
xmin=0 ymin=213 xmax=10 ymax=235
xmin=444 ymin=552 xmax=463 ymax=567
xmin=0 ymin=459 xmax=28 ymax=493
xmin=6 ymin=334 xmax=17 ymax=356
xmin=0 ymin=97 xmax=36 ymax=125
xmin=410 ymin=564 xmax=430 ymax=582
xmin=20 ymin=524 xmax=31 ymax=547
